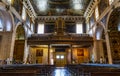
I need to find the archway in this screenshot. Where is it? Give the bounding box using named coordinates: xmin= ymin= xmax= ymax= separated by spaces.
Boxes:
xmin=13 ymin=24 xmax=25 ymax=63
xmin=108 ymin=7 xmax=120 ymax=64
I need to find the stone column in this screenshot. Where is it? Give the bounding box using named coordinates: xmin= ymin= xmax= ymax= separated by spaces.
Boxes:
xmin=70 ymin=45 xmax=73 ymax=64
xmin=10 ymin=32 xmax=16 ymax=62
xmin=48 ymin=45 xmax=50 ymax=64
xmin=23 ymin=39 xmax=29 ymax=64
xmin=93 ymin=39 xmax=104 ymax=63
xmin=105 ymin=31 xmax=112 ymax=64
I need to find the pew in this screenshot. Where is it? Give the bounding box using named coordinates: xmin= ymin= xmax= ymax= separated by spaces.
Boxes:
xmin=0 ymin=64 xmax=55 ymax=76
xmin=66 ymin=64 xmax=120 ymax=76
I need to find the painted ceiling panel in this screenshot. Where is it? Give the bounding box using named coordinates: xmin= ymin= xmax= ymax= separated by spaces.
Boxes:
xmin=30 ymin=0 xmax=90 ymax=16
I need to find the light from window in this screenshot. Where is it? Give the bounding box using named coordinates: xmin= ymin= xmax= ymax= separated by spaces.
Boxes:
xmin=118 ymin=24 xmax=120 ymax=31
xmin=72 ymin=0 xmax=83 ymax=10
xmin=37 ymin=23 xmax=44 ymax=34
xmin=76 ymin=23 xmax=83 ymax=34
xmin=6 ymin=21 xmax=12 ymax=31
xmin=96 ymin=31 xmax=101 ymax=40
xmin=28 ymin=30 xmax=32 ymax=35
xmin=22 ymin=6 xmax=26 ymax=21
xmin=0 ymin=20 xmax=3 ymax=31
xmin=109 ymin=0 xmax=114 ymax=5
xmin=93 ymin=25 xmax=96 ymax=33
xmin=95 ymin=6 xmax=99 ymax=20
xmin=7 ymin=0 xmax=13 ymax=4
xmin=31 ymin=23 xmax=34 ymax=32
xmin=37 ymin=0 xmax=48 ymax=12
xmin=88 ymin=30 xmax=93 ymax=36
xmin=86 ymin=22 xmax=90 ymax=33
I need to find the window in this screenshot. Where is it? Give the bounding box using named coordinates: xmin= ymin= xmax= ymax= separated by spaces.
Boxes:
xmin=37 ymin=0 xmax=48 ymax=12
xmin=76 ymin=23 xmax=83 ymax=34
xmin=7 ymin=0 xmax=13 ymax=4
xmin=109 ymin=0 xmax=114 ymax=5
xmin=31 ymin=23 xmax=34 ymax=32
xmin=72 ymin=0 xmax=83 ymax=10
xmin=22 ymin=6 xmax=26 ymax=21
xmin=118 ymin=23 xmax=120 ymax=31
xmin=118 ymin=16 xmax=120 ymax=31
xmin=95 ymin=6 xmax=99 ymax=20
xmin=0 ymin=12 xmax=3 ymax=31
xmin=37 ymin=23 xmax=44 ymax=34
xmin=86 ymin=21 xmax=90 ymax=33
xmin=6 ymin=21 xmax=12 ymax=31
xmin=89 ymin=30 xmax=93 ymax=36
xmin=0 ymin=18 xmax=3 ymax=31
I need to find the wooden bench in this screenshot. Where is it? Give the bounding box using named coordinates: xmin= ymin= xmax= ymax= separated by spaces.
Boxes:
xmin=66 ymin=64 xmax=120 ymax=76
xmin=0 ymin=64 xmax=55 ymax=76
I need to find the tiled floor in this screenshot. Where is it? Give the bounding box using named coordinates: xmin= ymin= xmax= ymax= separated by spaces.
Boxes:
xmin=52 ymin=67 xmax=71 ymax=76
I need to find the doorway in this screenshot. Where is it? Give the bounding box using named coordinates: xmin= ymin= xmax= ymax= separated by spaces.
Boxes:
xmin=55 ymin=52 xmax=67 ymax=67
xmin=54 ymin=47 xmax=67 ymax=67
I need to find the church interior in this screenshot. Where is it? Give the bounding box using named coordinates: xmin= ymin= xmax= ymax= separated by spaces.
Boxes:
xmin=0 ymin=0 xmax=120 ymax=76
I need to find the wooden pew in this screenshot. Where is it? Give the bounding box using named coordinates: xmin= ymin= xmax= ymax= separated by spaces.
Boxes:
xmin=0 ymin=64 xmax=55 ymax=76
xmin=66 ymin=64 xmax=120 ymax=76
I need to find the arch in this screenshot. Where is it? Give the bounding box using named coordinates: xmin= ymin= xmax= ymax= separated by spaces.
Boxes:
xmin=0 ymin=2 xmax=14 ymax=32
xmin=13 ymin=22 xmax=28 ymax=39
xmin=106 ymin=6 xmax=120 ymax=64
xmin=106 ymin=2 xmax=120 ymax=30
xmin=16 ymin=24 xmax=25 ymax=40
xmin=13 ymin=23 xmax=26 ymax=63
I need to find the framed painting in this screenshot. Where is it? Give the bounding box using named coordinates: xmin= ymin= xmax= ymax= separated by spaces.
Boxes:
xmin=77 ymin=49 xmax=84 ymax=56
xmin=36 ymin=49 xmax=43 ymax=56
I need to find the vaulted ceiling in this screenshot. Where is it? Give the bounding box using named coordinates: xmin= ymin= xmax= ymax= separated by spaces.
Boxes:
xmin=30 ymin=0 xmax=91 ymax=16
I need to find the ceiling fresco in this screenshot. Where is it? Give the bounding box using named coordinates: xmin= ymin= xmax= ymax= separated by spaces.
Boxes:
xmin=30 ymin=0 xmax=91 ymax=16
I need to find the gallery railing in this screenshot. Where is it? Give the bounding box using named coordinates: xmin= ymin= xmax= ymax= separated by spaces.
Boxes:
xmin=27 ymin=33 xmax=93 ymax=45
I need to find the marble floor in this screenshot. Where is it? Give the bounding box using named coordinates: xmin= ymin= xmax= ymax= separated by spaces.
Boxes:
xmin=52 ymin=67 xmax=71 ymax=76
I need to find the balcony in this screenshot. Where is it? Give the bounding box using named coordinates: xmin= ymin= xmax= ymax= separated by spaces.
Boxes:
xmin=27 ymin=33 xmax=93 ymax=45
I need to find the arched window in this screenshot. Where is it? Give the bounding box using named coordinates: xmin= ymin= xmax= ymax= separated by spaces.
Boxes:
xmin=37 ymin=23 xmax=44 ymax=34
